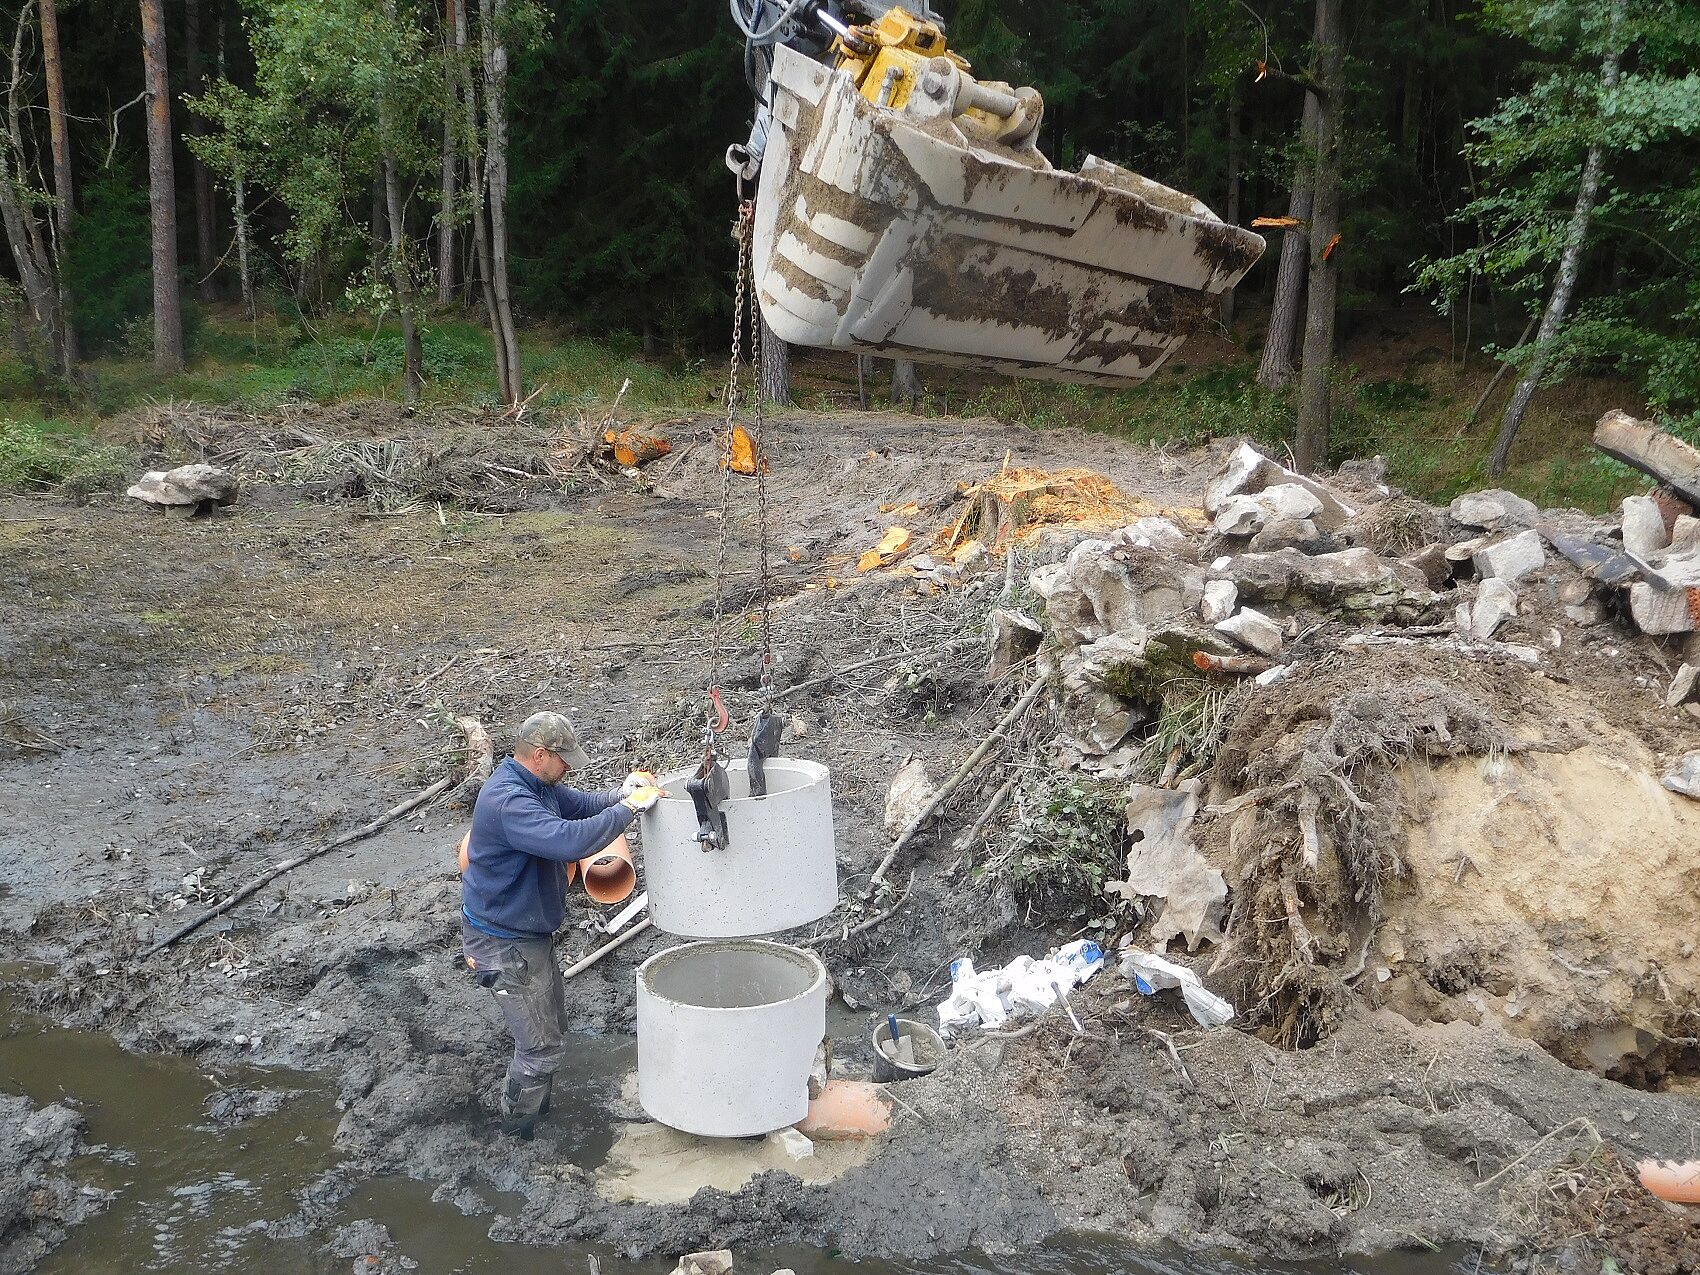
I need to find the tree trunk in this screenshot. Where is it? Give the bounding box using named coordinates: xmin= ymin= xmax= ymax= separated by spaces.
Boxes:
xmin=186 ymin=0 xmax=217 ymax=301
xmin=1293 ymin=0 xmax=1343 ymax=474
xmin=38 ymin=0 xmax=76 ymax=369
xmin=457 ymin=0 xmax=503 ymax=392
xmin=138 ymin=0 xmax=183 ymax=370
xmin=436 ymin=0 xmax=458 ymax=305
xmin=1 ymin=3 xmax=64 ymax=372
xmin=479 ymin=0 xmax=522 ymax=405
xmin=1257 ymin=91 xmax=1319 ymax=390
xmin=1486 ymin=1 xmax=1626 ymax=478
xmin=233 ymin=172 xmax=254 ymax=319
xmin=891 ymin=358 xmax=920 ymax=410
xmin=857 ymin=353 xmax=872 ymax=409
xmin=377 ymin=3 xmax=423 ymax=405
xmin=758 ymin=314 xmax=789 ymax=405
xmin=1220 ymin=87 xmax=1242 ymax=329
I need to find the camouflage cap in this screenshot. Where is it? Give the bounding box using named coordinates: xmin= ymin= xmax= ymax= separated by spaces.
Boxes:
xmin=515 ymin=710 xmax=591 ymax=770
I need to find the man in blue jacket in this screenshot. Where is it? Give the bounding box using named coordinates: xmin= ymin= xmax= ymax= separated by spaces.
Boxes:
xmin=461 ymin=710 xmax=661 ymax=1139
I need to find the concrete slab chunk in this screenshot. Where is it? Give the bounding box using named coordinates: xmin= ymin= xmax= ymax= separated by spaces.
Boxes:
xmin=1622 ymin=494 xmax=1670 ymax=559
xmin=1200 ymin=579 xmax=1238 ymax=624
xmin=1449 ymin=489 xmax=1538 ymax=531
xmin=1215 ymin=607 xmax=1283 ymax=657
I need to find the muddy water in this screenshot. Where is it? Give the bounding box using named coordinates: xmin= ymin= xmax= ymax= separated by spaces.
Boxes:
xmin=0 ymin=1000 xmax=1471 ymax=1275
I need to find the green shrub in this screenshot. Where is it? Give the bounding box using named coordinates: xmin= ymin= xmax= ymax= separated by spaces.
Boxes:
xmin=0 ymin=419 xmax=130 ymax=495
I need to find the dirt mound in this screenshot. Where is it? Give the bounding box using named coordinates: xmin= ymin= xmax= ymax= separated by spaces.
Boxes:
xmin=1389 ymin=736 xmax=1700 ymax=1085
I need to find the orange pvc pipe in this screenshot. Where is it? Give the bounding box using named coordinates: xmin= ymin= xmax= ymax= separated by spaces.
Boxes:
xmin=457 ymin=830 xmax=635 ymax=905
xmin=579 ymin=833 xmax=637 ymax=905
xmin=1639 ymin=1159 xmax=1700 ymax=1204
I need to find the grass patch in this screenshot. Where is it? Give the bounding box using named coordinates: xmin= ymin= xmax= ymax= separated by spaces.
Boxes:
xmin=0 ymin=417 xmax=132 ymax=496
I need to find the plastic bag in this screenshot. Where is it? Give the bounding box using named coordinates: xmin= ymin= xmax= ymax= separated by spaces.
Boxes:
xmin=1119 ymin=949 xmax=1235 ymax=1029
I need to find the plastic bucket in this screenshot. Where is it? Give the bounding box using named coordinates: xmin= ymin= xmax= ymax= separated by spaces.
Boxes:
xmin=870 ymin=1017 xmax=944 ymax=1082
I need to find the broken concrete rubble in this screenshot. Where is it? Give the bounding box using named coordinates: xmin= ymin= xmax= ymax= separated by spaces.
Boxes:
xmin=1215 ymin=607 xmax=1283 ymax=657
xmin=1456 ymin=578 xmax=1517 ymax=641
xmin=1667 ymin=663 xmax=1700 ymax=707
xmin=1029 ymin=538 xmax=1196 ymax=647
xmin=1247 ymin=517 xmax=1321 ymax=553
xmin=1199 ymin=579 xmax=1237 ymax=624
xmin=1472 ymin=529 xmax=1546 ymax=583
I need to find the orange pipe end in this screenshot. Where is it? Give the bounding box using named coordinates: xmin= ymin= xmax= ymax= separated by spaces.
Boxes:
xmin=580 ymin=833 xmax=637 ymax=905
xmin=1638 ymin=1159 xmax=1700 ymax=1204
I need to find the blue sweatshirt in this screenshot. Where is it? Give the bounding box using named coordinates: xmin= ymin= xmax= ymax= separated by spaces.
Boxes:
xmin=460 ymin=757 xmax=636 ymax=939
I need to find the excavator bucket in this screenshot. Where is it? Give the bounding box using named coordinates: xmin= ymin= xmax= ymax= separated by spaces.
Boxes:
xmin=752 ymin=42 xmax=1266 ymax=387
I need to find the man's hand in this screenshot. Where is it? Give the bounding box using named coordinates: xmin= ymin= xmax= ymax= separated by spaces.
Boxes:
xmin=620 ymin=770 xmax=659 ymax=797
xmin=622 ymin=785 xmax=663 ymax=813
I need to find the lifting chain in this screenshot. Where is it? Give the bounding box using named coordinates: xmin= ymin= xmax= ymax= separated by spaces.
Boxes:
xmin=705 ymin=198 xmax=778 ymax=757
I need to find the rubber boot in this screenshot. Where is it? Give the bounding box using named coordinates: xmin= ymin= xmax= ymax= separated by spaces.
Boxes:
xmin=500 ymin=1074 xmax=552 ymax=1141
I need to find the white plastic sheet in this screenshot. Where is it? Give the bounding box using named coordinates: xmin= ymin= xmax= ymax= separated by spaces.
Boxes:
xmin=1118 ymin=949 xmax=1236 ymax=1028
xmin=936 ymin=940 xmax=1104 ymax=1037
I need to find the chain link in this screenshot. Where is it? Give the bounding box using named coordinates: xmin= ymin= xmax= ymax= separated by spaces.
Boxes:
xmin=748 ymin=262 xmax=775 ymax=708
xmin=708 ymin=201 xmax=754 ymax=749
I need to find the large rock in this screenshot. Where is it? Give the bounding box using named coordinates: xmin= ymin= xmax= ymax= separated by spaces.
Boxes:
xmin=1028 ymin=540 xmax=1196 ymax=647
xmin=1661 ymin=752 xmax=1700 ymax=799
xmin=1226 ymin=547 xmax=1433 ymax=616
xmin=1461 ymin=578 xmax=1518 ymax=641
xmin=984 ymin=608 xmax=1043 ymax=680
xmin=127 ymin=463 xmax=239 ymax=509
xmin=1213 ymin=483 xmax=1323 ymax=537
xmin=1472 ymin=529 xmax=1546 ymax=583
xmin=1620 ymin=494 xmax=1669 ymax=559
xmin=1248 ymin=517 xmax=1321 ymax=553
xmin=1204 ymin=442 xmax=1356 ymax=531
xmin=1448 ymin=488 xmax=1538 ymax=531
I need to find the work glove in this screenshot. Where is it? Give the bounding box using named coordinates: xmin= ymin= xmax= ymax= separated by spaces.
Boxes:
xmin=622 ymin=785 xmax=663 ymax=813
xmin=620 ymin=769 xmax=658 ymax=797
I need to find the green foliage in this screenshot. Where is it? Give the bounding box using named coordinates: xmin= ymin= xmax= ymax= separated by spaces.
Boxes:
xmin=0 ymin=419 xmax=130 ymax=495
xmin=60 ymin=164 xmax=153 ymax=352
xmin=986 ymin=773 xmax=1128 ymax=927
xmin=1417 ymin=0 xmax=1700 ymax=419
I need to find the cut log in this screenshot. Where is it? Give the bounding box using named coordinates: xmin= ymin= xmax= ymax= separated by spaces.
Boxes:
xmin=1594 ymin=411 xmax=1700 ymax=508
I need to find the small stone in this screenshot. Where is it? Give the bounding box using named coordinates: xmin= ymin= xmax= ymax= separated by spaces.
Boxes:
xmin=1450 ymin=488 xmax=1538 ymax=530
xmin=673 ymin=1252 xmax=734 ymax=1275
xmin=1564 ymin=600 xmax=1607 ymax=626
xmin=1661 ymin=751 xmax=1700 ymax=798
xmin=769 ymin=1127 xmax=815 ymax=1160
xmin=1215 ymin=607 xmax=1283 ymax=657
xmin=1214 ymin=494 xmax=1271 ymax=537
xmin=1403 ymin=543 xmax=1449 ymax=589
xmin=1621 ymin=494 xmax=1669 ymax=559
xmin=1669 ymin=514 xmax=1700 ymax=555
xmin=1619 ymin=1108 xmax=1637 ymax=1124
xmin=1667 ymin=664 xmax=1700 ymax=708
xmin=1469 ymin=578 xmax=1518 ymax=641
xmin=1200 ymin=580 xmax=1238 ymax=624
xmin=1473 ymin=529 xmax=1546 ymax=584
xmin=1557 ymin=578 xmax=1592 ymax=606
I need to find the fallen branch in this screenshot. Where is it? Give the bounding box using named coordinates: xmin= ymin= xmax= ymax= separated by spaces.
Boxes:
xmin=140 ymin=717 xmax=493 ymax=959
xmin=1143 ymin=1026 xmax=1195 ymax=1089
xmin=950 ymin=773 xmax=1017 ymax=861
xmin=563 ymin=918 xmax=652 ymax=978
xmin=1476 ymin=1117 xmax=1601 ymax=1190
xmin=844 ymin=870 xmax=915 ymax=939
xmin=868 ymin=674 xmax=1047 ymax=893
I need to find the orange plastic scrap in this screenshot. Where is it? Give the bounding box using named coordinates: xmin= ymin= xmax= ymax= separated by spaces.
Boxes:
xmin=723 ymin=425 xmax=768 ymax=475
xmin=1638 ymin=1159 xmax=1700 ymax=1204
xmin=857 ymin=525 xmax=912 ymax=572
xmin=797 ymin=1080 xmax=893 ymax=1142
xmin=602 ymin=428 xmax=672 ymax=468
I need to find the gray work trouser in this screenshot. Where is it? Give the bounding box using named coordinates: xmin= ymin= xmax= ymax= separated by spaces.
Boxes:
xmin=461 ymin=920 xmax=569 ymax=1085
